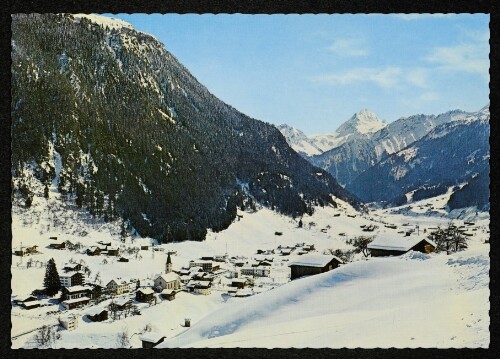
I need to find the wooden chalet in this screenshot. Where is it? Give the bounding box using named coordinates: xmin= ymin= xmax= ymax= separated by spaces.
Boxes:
xmin=14 ymin=245 xmax=39 ymax=256
xmin=288 ymin=254 xmax=343 ymax=280
xmin=22 ymin=301 xmax=41 ymax=310
xmin=136 ymin=288 xmax=155 ymax=303
xmin=231 ymin=278 xmax=248 ymax=289
xmin=106 ymin=247 xmax=120 ymax=256
xmin=14 ymin=249 xmax=25 ymax=256
xmin=160 ymin=289 xmax=176 ymax=301
xmin=87 ymin=246 xmax=101 ymax=256
xmin=281 ymin=248 xmax=293 ymax=256
xmin=187 ymin=280 xmax=211 ymax=295
xmin=14 ymin=295 xmax=36 ymax=305
xmin=110 ymin=297 xmax=132 ymax=311
xmin=86 ymin=308 xmax=108 ymax=322
xmin=61 ymin=285 xmax=93 ymax=301
xmin=139 ymin=332 xmax=166 ymax=349
xmin=15 ymin=295 xmax=40 ymax=309
xmin=368 ymin=237 xmax=437 ymax=257
xmin=60 ymin=296 xmax=90 ymax=310
xmin=48 ymin=242 xmax=65 ymax=250
xmin=63 ymin=263 xmax=83 ymax=272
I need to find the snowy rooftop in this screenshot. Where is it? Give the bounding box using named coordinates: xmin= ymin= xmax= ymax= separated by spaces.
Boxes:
xmin=16 ymin=295 xmax=35 ymax=302
xmin=156 ymin=273 xmax=180 ymax=282
xmin=64 ymin=285 xmax=92 ymax=293
xmin=161 ymin=289 xmax=174 ymax=295
xmin=242 ymin=266 xmax=270 ymax=271
xmin=139 ymin=332 xmax=165 ymax=343
xmin=368 ymin=236 xmax=437 ymax=252
xmin=23 ymin=301 xmax=40 ymax=307
xmin=86 ymin=307 xmax=108 ymax=316
xmin=62 ymin=296 xmax=90 ymax=304
xmin=114 ymin=298 xmax=131 ymax=306
xmin=137 ymin=288 xmax=154 ymax=295
xmin=288 ymin=254 xmax=343 ymax=268
xmin=232 ymin=278 xmax=248 ymax=283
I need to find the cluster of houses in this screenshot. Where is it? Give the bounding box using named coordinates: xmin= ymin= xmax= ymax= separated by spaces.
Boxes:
xmin=277 ymin=242 xmax=315 ymax=256
xmin=86 ymin=241 xmax=120 ymax=257
xmin=176 ymin=257 xmax=228 ymax=295
xmin=13 ymin=222 xmax=451 ymax=346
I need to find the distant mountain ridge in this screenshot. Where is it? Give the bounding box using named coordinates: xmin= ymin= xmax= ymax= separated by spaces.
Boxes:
xmin=349 ymin=105 xmax=489 ymax=207
xmin=278 ymin=109 xmax=385 ymax=157
xmin=279 ymin=104 xmax=489 ymax=209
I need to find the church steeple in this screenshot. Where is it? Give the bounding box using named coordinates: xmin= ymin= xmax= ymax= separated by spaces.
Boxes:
xmin=166 ymin=253 xmax=172 ymax=273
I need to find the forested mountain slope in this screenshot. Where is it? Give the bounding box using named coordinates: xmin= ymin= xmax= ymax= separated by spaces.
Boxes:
xmin=11 ymin=14 xmax=359 ymax=242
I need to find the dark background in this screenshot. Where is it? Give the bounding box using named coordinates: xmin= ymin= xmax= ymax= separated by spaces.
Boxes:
xmin=1 ymin=0 xmax=497 ymax=358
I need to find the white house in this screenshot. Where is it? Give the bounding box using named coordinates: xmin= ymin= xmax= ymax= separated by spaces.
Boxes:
xmin=189 ymin=260 xmax=220 ymax=273
xmin=59 ymin=314 xmax=80 ymax=330
xmin=240 ymin=266 xmax=271 ymax=277
xmin=106 ymin=279 xmax=130 ymax=295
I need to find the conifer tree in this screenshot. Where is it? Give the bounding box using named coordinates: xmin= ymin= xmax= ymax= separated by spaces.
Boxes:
xmin=43 ymin=258 xmax=61 ymax=296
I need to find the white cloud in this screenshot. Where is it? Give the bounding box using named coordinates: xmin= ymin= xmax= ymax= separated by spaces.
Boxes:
xmin=425 ymin=39 xmax=489 ymax=79
xmin=313 ymin=66 xmax=436 ymax=89
xmin=406 ymin=68 xmax=430 ymax=88
xmin=418 ymin=92 xmax=440 ymax=102
xmin=313 ymin=66 xmax=413 ymax=89
xmin=327 ymin=38 xmax=368 ymax=57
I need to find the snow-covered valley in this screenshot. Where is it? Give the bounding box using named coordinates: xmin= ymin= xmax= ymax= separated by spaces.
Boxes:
xmin=11 ymin=186 xmax=489 ymax=348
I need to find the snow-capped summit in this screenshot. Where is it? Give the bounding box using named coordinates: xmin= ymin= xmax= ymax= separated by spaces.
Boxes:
xmin=278 ymin=109 xmax=385 ymax=157
xmin=277 ymin=124 xmax=323 ymax=156
xmin=476 ymin=102 xmax=490 ymax=119
xmin=73 ymin=14 xmax=134 ymax=30
xmin=335 ymin=109 xmax=386 ymax=137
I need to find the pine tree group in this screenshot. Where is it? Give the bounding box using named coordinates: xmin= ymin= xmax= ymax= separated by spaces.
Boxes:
xmin=43 ymin=258 xmax=61 ymax=296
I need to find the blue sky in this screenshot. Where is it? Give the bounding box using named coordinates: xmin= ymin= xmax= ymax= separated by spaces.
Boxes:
xmin=107 ymin=14 xmax=489 ymax=135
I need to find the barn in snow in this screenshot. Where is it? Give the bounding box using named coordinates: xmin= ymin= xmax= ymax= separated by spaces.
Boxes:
xmin=368 ymin=236 xmax=436 ymax=257
xmin=288 ymin=254 xmax=343 ymax=280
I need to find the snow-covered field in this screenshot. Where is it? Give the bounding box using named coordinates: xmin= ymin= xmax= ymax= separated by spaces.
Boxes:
xmin=11 ymin=187 xmax=489 ymax=348
xmin=159 ymin=248 xmax=489 ymax=348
